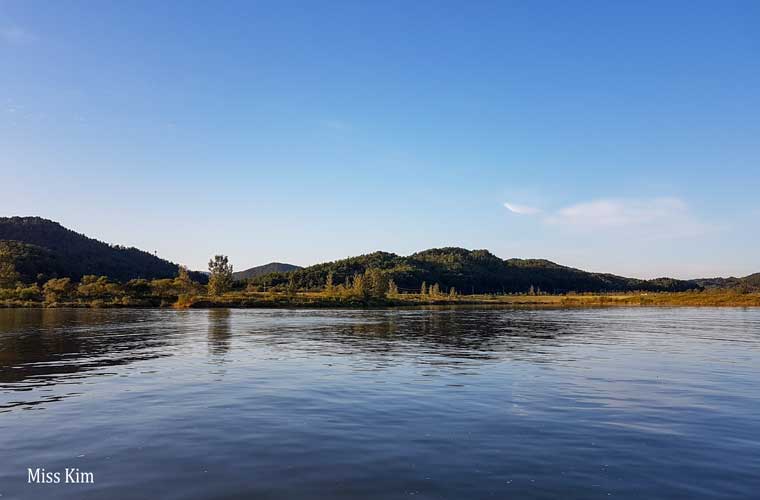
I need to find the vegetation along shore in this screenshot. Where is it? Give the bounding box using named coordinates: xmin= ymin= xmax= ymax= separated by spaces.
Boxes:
xmin=1 ymin=216 xmax=759 ymax=308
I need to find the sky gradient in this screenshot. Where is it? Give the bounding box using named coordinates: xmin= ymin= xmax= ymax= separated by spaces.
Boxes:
xmin=2 ymin=1 xmax=759 ymax=279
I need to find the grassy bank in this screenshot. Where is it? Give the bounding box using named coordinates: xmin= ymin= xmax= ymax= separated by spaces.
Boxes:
xmin=2 ymin=290 xmax=760 ymax=308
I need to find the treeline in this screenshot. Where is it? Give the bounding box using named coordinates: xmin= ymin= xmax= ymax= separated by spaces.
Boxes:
xmin=0 ymin=217 xmax=712 ymax=295
xmin=0 ymin=267 xmax=202 ymax=307
xmin=694 ymin=273 xmax=760 ymax=293
xmin=2 ymin=255 xmax=758 ymax=309
xmin=246 ymin=247 xmax=701 ymax=294
xmin=0 ymin=254 xmax=422 ymax=307
xmin=254 ymin=268 xmax=459 ymax=302
xmin=0 ymin=217 xmax=206 ymax=282
xmin=0 ymin=254 xmax=237 ymax=307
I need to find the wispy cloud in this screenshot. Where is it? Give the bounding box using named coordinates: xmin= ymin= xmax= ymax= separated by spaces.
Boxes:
xmin=505 ymin=196 xmax=707 ymax=238
xmin=504 ymin=202 xmax=542 ymax=215
xmin=322 ymin=119 xmax=350 ymax=131
xmin=547 ymin=197 xmax=689 ymax=227
xmin=0 ymin=26 xmax=36 ymax=45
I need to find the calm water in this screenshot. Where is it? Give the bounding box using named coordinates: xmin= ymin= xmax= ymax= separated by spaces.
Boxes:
xmin=1 ymin=308 xmax=759 ymax=499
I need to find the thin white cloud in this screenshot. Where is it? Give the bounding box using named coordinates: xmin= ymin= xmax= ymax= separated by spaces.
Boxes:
xmin=0 ymin=26 xmax=36 ymax=45
xmin=544 ymin=197 xmax=706 ymax=238
xmin=322 ymin=119 xmax=350 ymax=131
xmin=504 ymin=202 xmax=542 ymax=215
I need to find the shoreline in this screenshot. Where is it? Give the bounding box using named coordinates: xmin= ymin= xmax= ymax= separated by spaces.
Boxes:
xmin=3 ymin=291 xmax=760 ymax=309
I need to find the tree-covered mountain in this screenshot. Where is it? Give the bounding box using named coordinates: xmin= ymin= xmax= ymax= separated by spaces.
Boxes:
xmin=0 ymin=218 xmax=736 ymax=294
xmin=249 ymin=247 xmax=701 ymax=294
xmin=233 ymin=262 xmax=301 ymax=281
xmin=0 ymin=217 xmax=205 ymax=283
xmin=694 ymin=273 xmax=760 ymax=292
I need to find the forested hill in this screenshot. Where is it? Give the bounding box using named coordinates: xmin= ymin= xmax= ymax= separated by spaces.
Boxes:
xmin=233 ymin=262 xmax=301 ymax=281
xmin=0 ymin=217 xmax=204 ymax=283
xmin=249 ymin=247 xmax=701 ymax=294
xmin=694 ymin=273 xmax=760 ymax=292
xmin=0 ymin=218 xmax=712 ymax=293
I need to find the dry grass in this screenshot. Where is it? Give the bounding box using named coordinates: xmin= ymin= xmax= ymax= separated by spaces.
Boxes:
xmin=178 ymin=290 xmax=760 ymax=308
xmin=4 ymin=290 xmax=759 ymax=309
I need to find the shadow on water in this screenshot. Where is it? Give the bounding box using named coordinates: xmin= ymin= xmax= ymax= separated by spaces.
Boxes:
xmin=0 ymin=308 xmax=177 ymax=411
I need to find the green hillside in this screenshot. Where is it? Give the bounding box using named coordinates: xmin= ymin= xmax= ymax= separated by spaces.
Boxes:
xmin=249 ymin=247 xmax=701 ymax=294
xmin=233 ymin=262 xmax=301 ymax=281
xmin=695 ymin=273 xmax=760 ymax=292
xmin=0 ymin=217 xmax=205 ymax=283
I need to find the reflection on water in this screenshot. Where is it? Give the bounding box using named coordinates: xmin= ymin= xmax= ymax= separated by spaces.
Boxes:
xmin=0 ymin=309 xmax=174 ymax=410
xmin=1 ymin=307 xmax=759 ymax=499
xmin=208 ymin=309 xmax=232 ymax=357
xmin=0 ymin=308 xmax=589 ymax=394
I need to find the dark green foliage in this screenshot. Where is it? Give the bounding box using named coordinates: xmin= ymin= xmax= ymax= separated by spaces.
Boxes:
xmin=2 ymin=265 xmax=203 ymax=307
xmin=233 ymin=262 xmax=301 ymax=281
xmin=0 ymin=240 xmax=64 ymax=284
xmin=0 ymin=217 xmax=206 ymax=283
xmin=694 ymin=273 xmax=760 ymax=293
xmin=208 ymin=255 xmax=233 ymax=296
xmin=0 ymin=218 xmax=721 ymax=297
xmin=249 ymin=247 xmax=701 ymax=294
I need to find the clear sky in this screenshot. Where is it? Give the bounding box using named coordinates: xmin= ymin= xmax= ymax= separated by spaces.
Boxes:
xmin=2 ymin=1 xmax=758 ymax=279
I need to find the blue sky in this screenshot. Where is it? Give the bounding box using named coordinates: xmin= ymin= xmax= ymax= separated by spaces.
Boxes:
xmin=1 ymin=0 xmax=758 ymax=278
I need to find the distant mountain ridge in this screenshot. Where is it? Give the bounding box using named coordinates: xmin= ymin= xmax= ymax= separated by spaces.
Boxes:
xmin=233 ymin=262 xmax=302 ymax=281
xmin=248 ymin=247 xmax=702 ymax=294
xmin=0 ymin=216 xmax=205 ymax=282
xmin=694 ymin=273 xmax=760 ymax=292
xmin=2 ymin=217 xmax=754 ymax=294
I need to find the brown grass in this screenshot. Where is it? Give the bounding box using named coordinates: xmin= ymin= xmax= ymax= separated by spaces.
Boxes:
xmin=4 ymin=290 xmax=759 ymax=309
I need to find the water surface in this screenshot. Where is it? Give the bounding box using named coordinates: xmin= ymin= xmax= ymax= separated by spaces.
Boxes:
xmin=1 ymin=307 xmax=759 ymax=499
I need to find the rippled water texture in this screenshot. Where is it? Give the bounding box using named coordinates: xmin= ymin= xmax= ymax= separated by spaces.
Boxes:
xmin=1 ymin=308 xmax=759 ymax=499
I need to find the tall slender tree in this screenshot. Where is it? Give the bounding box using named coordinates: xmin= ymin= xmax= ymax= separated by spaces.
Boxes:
xmin=175 ymin=265 xmax=194 ymax=294
xmin=352 ymin=273 xmax=366 ymax=298
xmin=365 ymin=268 xmax=388 ymax=299
xmin=208 ymin=255 xmax=233 ymax=296
xmin=324 ymin=272 xmax=335 ymax=296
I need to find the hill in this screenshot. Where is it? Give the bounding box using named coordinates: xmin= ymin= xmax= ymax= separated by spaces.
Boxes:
xmin=0 ymin=216 xmax=205 ymax=283
xmin=694 ymin=273 xmax=760 ymax=292
xmin=233 ymin=262 xmax=301 ymax=281
xmin=248 ymin=247 xmax=701 ymax=294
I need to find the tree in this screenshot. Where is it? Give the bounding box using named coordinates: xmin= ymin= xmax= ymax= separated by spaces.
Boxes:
xmin=351 ymin=273 xmax=366 ymax=298
xmin=430 ymin=283 xmax=440 ymax=297
xmin=365 ymin=268 xmax=388 ymax=299
xmin=286 ymin=274 xmax=297 ymax=298
xmin=0 ymin=260 xmax=19 ymax=289
xmin=18 ymin=284 xmax=41 ymax=301
xmin=150 ymin=278 xmax=176 ymax=297
xmin=125 ymin=279 xmax=151 ymax=298
xmin=208 ymin=255 xmax=233 ymax=296
xmin=420 ymin=281 xmax=428 ymax=296
xmin=449 ymin=286 xmax=457 ymax=298
xmin=77 ymin=275 xmax=117 ymax=300
xmin=174 ymin=265 xmax=194 ymax=294
xmin=388 ymin=279 xmax=399 ymax=297
xmin=324 ymin=272 xmax=335 ymax=296
xmin=43 ymin=278 xmax=73 ymax=303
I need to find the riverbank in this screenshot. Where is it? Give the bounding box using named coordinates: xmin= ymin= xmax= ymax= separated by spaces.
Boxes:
xmin=2 ymin=291 xmax=760 ymax=308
